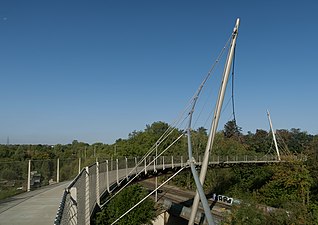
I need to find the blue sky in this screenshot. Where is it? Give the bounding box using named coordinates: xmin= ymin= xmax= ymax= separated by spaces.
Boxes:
xmin=0 ymin=0 xmax=317 ymax=144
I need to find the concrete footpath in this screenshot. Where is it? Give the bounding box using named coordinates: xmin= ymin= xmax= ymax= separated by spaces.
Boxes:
xmin=0 ymin=181 xmax=69 ymax=225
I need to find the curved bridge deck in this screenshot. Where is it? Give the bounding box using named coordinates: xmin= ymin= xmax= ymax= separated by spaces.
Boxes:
xmin=0 ymin=155 xmax=288 ymax=225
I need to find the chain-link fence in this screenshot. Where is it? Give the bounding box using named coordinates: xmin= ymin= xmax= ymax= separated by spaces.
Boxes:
xmin=0 ymin=160 xmax=28 ymax=198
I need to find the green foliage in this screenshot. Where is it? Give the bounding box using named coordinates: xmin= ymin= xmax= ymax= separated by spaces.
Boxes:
xmin=96 ymin=184 xmax=155 ymax=225
xmin=223 ymin=203 xmax=267 ymax=225
xmin=1 ymin=121 xmax=318 ymax=224
xmin=259 ymin=162 xmax=312 ymax=207
xmin=224 ymin=203 xmax=304 ymax=225
xmin=223 ymin=120 xmax=242 ymax=139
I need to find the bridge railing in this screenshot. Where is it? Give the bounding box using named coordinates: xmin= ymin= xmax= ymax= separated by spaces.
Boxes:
xmin=0 ymin=158 xmax=80 ymax=200
xmin=54 ymin=154 xmax=286 ymax=225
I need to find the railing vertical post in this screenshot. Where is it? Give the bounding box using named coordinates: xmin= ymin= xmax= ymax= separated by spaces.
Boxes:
xmin=155 ymin=176 xmax=158 ymax=202
xmin=226 ymin=156 xmax=228 ymax=162
xmin=85 ymin=166 xmax=90 ymax=225
xmin=144 ymin=158 xmax=147 ymax=175
xmin=69 ymin=187 xmax=78 ymax=224
xmin=155 ymin=144 xmax=158 ymax=172
xmin=163 ymin=156 xmax=165 ymax=170
xmin=116 ymin=159 xmax=119 ymax=185
xmin=57 ymin=158 xmax=60 ymax=183
xmin=172 ymin=156 xmax=174 ymax=169
xmin=218 ymin=156 xmax=219 ymax=163
xmin=135 ymin=157 xmax=137 ymax=174
xmin=96 ymin=162 xmax=100 ymax=206
xmin=27 ymin=160 xmax=31 ymax=192
xmin=125 ymin=157 xmax=128 ymax=180
xmin=181 ymin=156 xmax=183 ymax=167
xmin=106 ymin=160 xmax=110 ymax=192
xmin=78 ymin=158 xmax=81 ymax=174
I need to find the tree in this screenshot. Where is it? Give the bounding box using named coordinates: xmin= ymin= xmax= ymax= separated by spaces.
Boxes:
xmin=224 ymin=120 xmax=242 ymax=139
xmin=96 ymin=184 xmax=155 ymax=225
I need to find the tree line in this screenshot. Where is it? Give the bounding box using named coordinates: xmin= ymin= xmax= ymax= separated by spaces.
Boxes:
xmin=1 ymin=120 xmax=317 ymax=224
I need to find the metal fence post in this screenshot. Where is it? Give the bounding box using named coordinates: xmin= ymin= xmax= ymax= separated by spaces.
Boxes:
xmin=96 ymin=162 xmax=100 ymax=206
xmin=78 ymin=158 xmax=81 ymax=174
xmin=181 ymin=156 xmax=183 ymax=167
xmin=27 ymin=160 xmax=31 ymax=192
xmin=116 ymin=159 xmax=119 ymax=185
xmin=125 ymin=157 xmax=128 ymax=180
xmin=144 ymin=158 xmax=147 ymax=175
xmin=57 ymin=158 xmax=60 ymax=183
xmin=85 ymin=166 xmax=90 ymax=225
xmin=135 ymin=157 xmax=138 ymax=174
xmin=155 ymin=176 xmax=158 ymax=202
xmin=69 ymin=187 xmax=78 ymax=224
xmin=172 ymin=156 xmax=174 ymax=169
xmin=106 ymin=160 xmax=110 ymax=192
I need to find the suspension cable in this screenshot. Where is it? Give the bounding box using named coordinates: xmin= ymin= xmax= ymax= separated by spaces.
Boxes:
xmin=110 ymin=166 xmax=187 ymax=225
xmin=231 ymin=45 xmax=237 ymax=124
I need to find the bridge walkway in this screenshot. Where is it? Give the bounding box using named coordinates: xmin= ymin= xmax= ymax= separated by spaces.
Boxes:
xmin=0 ymin=181 xmax=69 ymax=225
xmin=0 ymin=155 xmax=283 ymax=225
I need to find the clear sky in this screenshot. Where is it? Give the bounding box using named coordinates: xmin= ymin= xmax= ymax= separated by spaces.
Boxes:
xmin=0 ymin=0 xmax=317 ymax=145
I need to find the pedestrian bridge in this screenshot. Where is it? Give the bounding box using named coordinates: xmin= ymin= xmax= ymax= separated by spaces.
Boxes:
xmin=0 ymin=154 xmax=295 ymax=225
xmin=53 ymin=154 xmax=284 ymax=225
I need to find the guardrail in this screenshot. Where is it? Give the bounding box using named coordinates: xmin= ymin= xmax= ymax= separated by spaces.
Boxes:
xmin=54 ymin=154 xmax=295 ymax=225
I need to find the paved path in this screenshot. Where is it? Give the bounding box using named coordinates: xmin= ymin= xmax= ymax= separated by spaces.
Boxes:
xmin=0 ymin=181 xmax=69 ymax=225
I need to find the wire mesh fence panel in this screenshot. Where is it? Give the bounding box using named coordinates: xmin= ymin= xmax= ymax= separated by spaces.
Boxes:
xmin=127 ymin=157 xmax=136 ymax=168
xmin=75 ymin=172 xmax=86 ymax=225
xmin=118 ymin=158 xmax=126 ymax=170
xmin=88 ymin=164 xmax=97 ymax=215
xmin=109 ymin=158 xmax=115 ymax=171
xmin=59 ymin=158 xmax=79 ymax=182
xmin=98 ymin=161 xmax=107 ymax=195
xmin=0 ymin=161 xmax=28 ymax=197
xmin=31 ymin=159 xmax=57 ymax=189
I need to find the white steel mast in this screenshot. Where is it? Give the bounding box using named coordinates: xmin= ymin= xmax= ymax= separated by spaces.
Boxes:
xmin=188 ymin=18 xmax=240 ymax=225
xmin=267 ymin=110 xmax=281 ymax=161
